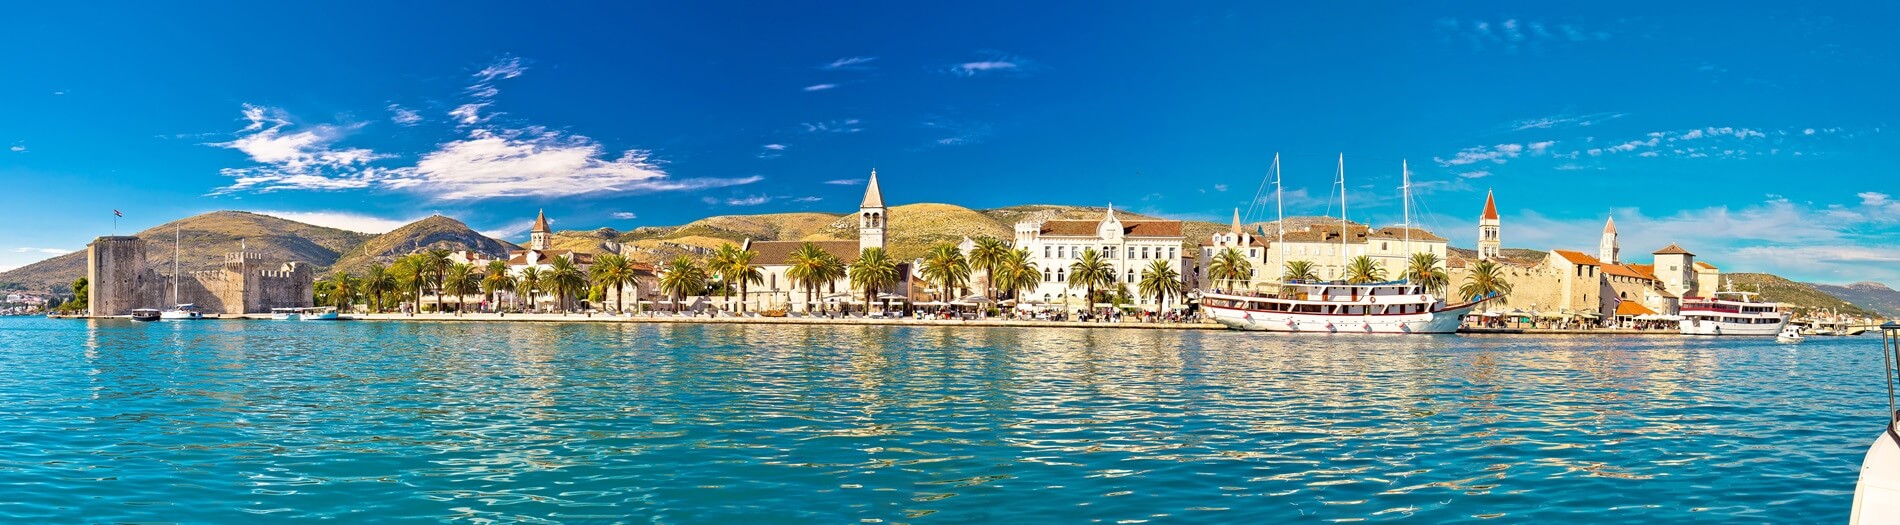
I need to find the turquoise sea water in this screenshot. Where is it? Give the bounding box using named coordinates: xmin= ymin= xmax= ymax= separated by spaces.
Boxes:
xmin=0 ymin=317 xmax=1880 ymax=523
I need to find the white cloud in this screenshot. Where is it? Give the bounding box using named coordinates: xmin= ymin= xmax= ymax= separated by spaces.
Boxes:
xmin=1861 ymin=192 xmax=1891 ymax=206
xmin=1434 ymin=143 xmax=1529 ymax=166
xmin=256 ymin=210 xmax=415 ymax=234
xmin=1437 ymin=17 xmax=1611 ymax=53
xmin=762 ymin=144 xmax=787 ymax=151
xmin=791 ymin=196 xmax=822 ymax=203
xmin=481 ymin=219 xmax=536 ymax=240
xmin=1510 ymin=112 xmax=1625 ymax=131
xmin=824 ymin=179 xmax=865 ymax=186
xmin=1213 ymin=184 xmax=1229 ymax=192
xmin=10 ymin=247 xmax=71 ymax=255
xmin=821 ymin=56 xmax=876 ymax=70
xmin=946 ymin=51 xmax=1034 ymax=77
xmin=7 ymin=145 xmax=22 ymax=152
xmin=1457 ymin=170 xmax=1492 ymax=179
xmin=758 ymin=143 xmax=788 ymax=159
xmin=388 ymin=104 xmax=423 ymax=126
xmin=802 ymin=83 xmax=838 ymax=92
xmin=611 ymin=211 xmax=637 ymax=220
xmin=211 ymin=58 xmax=760 ymax=200
xmin=802 ymin=119 xmax=862 ymax=133
xmin=725 ymin=195 xmax=771 ymax=206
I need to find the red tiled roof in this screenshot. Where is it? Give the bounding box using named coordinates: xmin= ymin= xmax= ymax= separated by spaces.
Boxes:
xmin=506 ymin=249 xmax=594 ymax=266
xmin=747 ymin=240 xmax=862 ymax=266
xmin=1616 ymin=301 xmax=1656 ymax=316
xmin=1039 ymin=219 xmax=1183 ymax=238
xmin=1552 ymin=250 xmax=1603 ymax=266
xmin=1603 ymin=215 xmax=1617 ymax=234
xmin=1367 ymin=227 xmax=1447 ymax=242
xmin=1653 ymin=243 xmax=1695 ymax=256
xmin=1695 ymin=261 xmax=1718 ymax=270
xmin=532 ymin=209 xmax=551 ymax=233
xmin=1603 ymin=263 xmax=1656 ymax=281
xmin=1481 ymin=191 xmax=1499 ymax=220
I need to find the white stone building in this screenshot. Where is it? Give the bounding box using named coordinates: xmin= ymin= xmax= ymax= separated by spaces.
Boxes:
xmin=743 ymin=169 xmax=898 ymax=312
xmin=1013 ymin=207 xmax=1185 ymax=309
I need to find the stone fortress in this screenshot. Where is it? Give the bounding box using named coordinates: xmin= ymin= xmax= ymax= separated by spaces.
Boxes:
xmin=87 ymin=235 xmax=314 ymax=316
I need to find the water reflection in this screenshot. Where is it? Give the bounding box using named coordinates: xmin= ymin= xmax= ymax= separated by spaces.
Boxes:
xmin=0 ymin=318 xmax=1877 ymax=523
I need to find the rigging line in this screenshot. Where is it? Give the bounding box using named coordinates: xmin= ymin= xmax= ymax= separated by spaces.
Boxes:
xmin=1242 ymin=157 xmax=1274 ymax=227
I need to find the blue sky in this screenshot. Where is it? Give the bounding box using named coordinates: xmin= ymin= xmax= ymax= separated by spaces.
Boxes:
xmin=2 ymin=2 xmax=1895 ymax=286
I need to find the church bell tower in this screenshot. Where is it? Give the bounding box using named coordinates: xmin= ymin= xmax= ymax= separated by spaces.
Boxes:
xmin=859 ymin=169 xmax=886 ymax=252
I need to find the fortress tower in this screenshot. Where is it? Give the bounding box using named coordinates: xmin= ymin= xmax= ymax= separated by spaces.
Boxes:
xmin=87 ymin=236 xmax=152 ymax=316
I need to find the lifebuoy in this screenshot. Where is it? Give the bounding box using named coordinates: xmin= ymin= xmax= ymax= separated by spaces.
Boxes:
xmin=1368 ymin=297 xmax=1377 ymax=304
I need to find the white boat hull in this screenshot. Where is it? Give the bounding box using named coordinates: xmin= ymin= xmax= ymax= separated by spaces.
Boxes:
xmin=301 ymin=311 xmax=339 ymax=321
xmin=159 ymin=311 xmax=202 ymax=320
xmin=1203 ymin=301 xmax=1480 ymax=334
xmin=1679 ymin=317 xmax=1787 ymax=336
xmin=1853 ymin=424 xmax=1900 ymax=523
xmin=270 ymin=313 xmax=301 ymax=321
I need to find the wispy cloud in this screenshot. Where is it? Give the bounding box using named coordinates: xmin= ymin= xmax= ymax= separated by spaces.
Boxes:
xmin=920 ymin=117 xmax=992 ymax=147
xmin=802 ymin=119 xmax=862 ymax=133
xmin=1435 ymin=17 xmax=1611 ymax=53
xmin=802 ymin=83 xmax=838 ymax=92
xmin=821 ymin=56 xmax=876 ymax=70
xmin=758 ymin=143 xmax=788 ymax=159
xmin=1510 ymin=112 xmax=1626 ymax=131
xmin=1457 ymin=170 xmax=1493 ymax=179
xmin=481 ymin=219 xmax=536 ymax=240
xmin=256 ymin=210 xmax=415 ymax=234
xmin=210 ymin=56 xmax=760 ymax=200
xmin=791 ymin=196 xmax=823 ymax=203
xmin=824 ymin=179 xmax=865 ymax=186
xmin=7 ymin=144 xmax=23 ymax=153
xmin=388 ymin=104 xmax=423 ymax=126
xmin=611 ymin=211 xmax=637 ymax=220
xmin=945 ymin=51 xmax=1035 ymax=77
xmin=725 ymin=195 xmax=772 ymax=206
xmin=10 ymin=247 xmax=71 ymax=255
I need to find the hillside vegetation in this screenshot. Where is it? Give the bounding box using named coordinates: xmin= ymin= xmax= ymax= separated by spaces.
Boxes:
xmin=1807 ymin=281 xmax=1900 ymax=318
xmin=0 ymin=211 xmax=372 ymax=291
xmin=328 ymin=215 xmax=517 ymax=275
xmin=1727 ymin=273 xmax=1878 ymax=317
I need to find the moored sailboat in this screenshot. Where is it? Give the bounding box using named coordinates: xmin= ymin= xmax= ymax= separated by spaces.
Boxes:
xmin=1199 ymin=155 xmax=1490 ymax=334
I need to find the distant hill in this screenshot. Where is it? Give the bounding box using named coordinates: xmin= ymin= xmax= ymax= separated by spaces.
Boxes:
xmin=1809 ymin=281 xmax=1900 ymax=318
xmin=327 ymin=215 xmax=516 ymax=275
xmin=0 ymin=211 xmax=372 ymax=292
xmin=1727 ymin=273 xmax=1879 ymax=318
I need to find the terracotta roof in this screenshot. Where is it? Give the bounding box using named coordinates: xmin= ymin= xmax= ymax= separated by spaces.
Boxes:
xmin=1652 ymin=243 xmax=1695 ymax=256
xmin=860 ymin=169 xmax=884 ymax=208
xmin=1481 ymin=191 xmax=1499 ymax=220
xmin=747 ymin=240 xmax=862 ymax=266
xmin=1038 ymin=219 xmax=1183 ymax=238
xmin=1626 ymin=263 xmax=1659 ymax=280
xmin=1603 ymin=263 xmax=1656 ymax=280
xmin=506 ymin=249 xmax=593 ymax=266
xmin=1603 ymin=216 xmax=1617 ymax=234
xmin=532 ymin=209 xmax=551 ymax=233
xmin=1280 ymin=224 xmax=1370 ymax=243
xmin=1616 ymin=301 xmax=1657 ymax=316
xmin=1368 ymin=227 xmax=1447 ymax=242
xmin=1695 ymin=261 xmax=1718 ymax=270
xmin=1552 ymin=250 xmax=1603 ymax=266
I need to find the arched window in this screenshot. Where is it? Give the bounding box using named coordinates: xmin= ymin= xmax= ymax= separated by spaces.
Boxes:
xmin=1126 ymin=269 xmax=1135 ymax=283
xmin=1057 ymin=268 xmax=1066 ymax=282
xmin=1043 ymin=268 xmax=1052 ymax=282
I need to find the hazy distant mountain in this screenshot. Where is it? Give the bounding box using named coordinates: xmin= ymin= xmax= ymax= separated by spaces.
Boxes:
xmin=0 ymin=211 xmax=373 ymax=292
xmin=1728 ymin=273 xmax=1879 ymax=317
xmin=1809 ymin=281 xmax=1900 ymax=317
xmin=326 ymin=215 xmax=516 ymax=275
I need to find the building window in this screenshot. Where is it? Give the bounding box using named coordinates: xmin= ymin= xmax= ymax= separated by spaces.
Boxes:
xmin=1126 ymin=269 xmax=1135 ymax=283
xmin=1043 ymin=268 xmax=1052 ymax=282
xmin=1057 ymin=268 xmax=1066 ymax=282
xmin=1044 ymin=246 xmax=1051 ymax=258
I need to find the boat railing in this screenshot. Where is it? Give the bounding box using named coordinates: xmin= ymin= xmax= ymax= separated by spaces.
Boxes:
xmin=1881 ymin=323 xmax=1900 ymax=427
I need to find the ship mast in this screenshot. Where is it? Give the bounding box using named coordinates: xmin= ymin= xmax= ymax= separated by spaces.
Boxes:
xmin=1403 ymin=159 xmax=1412 ymax=283
xmin=1274 ymin=153 xmax=1284 ymax=281
xmin=172 ymin=225 xmax=180 ymax=306
xmin=1337 ymin=153 xmax=1347 ymax=280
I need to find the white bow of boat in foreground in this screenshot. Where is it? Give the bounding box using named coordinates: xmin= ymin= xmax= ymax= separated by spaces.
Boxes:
xmin=1851 ymin=322 xmax=1900 ymax=523
xmin=1200 ymin=281 xmax=1491 ymax=334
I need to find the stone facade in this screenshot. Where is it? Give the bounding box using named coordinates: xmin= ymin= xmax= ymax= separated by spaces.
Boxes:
xmin=86 ymin=236 xmax=314 ymax=316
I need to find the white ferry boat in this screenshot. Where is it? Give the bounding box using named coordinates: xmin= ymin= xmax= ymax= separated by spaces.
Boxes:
xmin=159 ymin=304 xmax=204 ymax=320
xmin=270 ymin=308 xmax=303 ymax=321
xmin=270 ymin=307 xmax=340 ymax=321
xmin=1678 ymin=291 xmax=1790 ymax=336
xmin=1202 ymin=282 xmax=1488 ymax=334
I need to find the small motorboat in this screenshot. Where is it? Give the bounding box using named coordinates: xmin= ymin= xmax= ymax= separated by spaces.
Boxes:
xmin=270 ymin=308 xmax=302 ymax=321
xmin=131 ymin=309 xmax=162 ymax=322
xmin=160 ymin=304 xmax=204 ymax=320
xmin=299 ymin=307 xmax=340 ymax=321
xmin=1851 ymin=323 xmax=1900 ymax=522
xmin=1777 ymin=325 xmax=1805 ymax=344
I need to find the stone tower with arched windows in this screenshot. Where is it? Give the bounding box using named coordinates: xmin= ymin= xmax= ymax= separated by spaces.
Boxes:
xmin=530 ymin=209 xmax=552 ymax=251
xmin=859 ymin=169 xmax=885 ymax=253
xmin=1477 ymin=190 xmax=1501 ymax=261
xmin=1598 ymin=215 xmax=1620 ymax=265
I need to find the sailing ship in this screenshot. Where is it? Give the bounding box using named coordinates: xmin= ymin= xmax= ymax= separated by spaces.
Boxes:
xmin=1678 ymin=289 xmax=1790 ymax=336
xmin=1200 ymin=155 xmax=1491 ymax=334
xmin=159 ymin=226 xmax=203 ymax=320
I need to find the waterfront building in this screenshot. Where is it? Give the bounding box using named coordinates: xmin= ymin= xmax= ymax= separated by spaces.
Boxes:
xmin=743 ymin=169 xmax=905 ymax=312
xmin=86 ymin=236 xmax=314 ymax=315
xmin=1013 ymin=206 xmax=1185 ymax=309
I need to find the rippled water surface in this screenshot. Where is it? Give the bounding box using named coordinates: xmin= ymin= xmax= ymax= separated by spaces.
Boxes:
xmin=0 ymin=317 xmax=1881 ymax=522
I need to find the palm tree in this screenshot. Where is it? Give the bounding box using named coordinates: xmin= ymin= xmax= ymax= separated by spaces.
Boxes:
xmin=1067 ymin=248 xmax=1115 ymax=313
xmin=515 ymin=267 xmax=543 ymax=312
xmin=590 ymin=253 xmax=642 ymax=313
xmin=919 ymin=243 xmax=971 ymax=309
xmin=1282 ymin=260 xmax=1320 ymax=282
xmin=363 ymin=263 xmax=397 ymax=313
xmin=659 ymin=255 xmax=707 ymax=312
xmin=708 ymin=244 xmax=762 ymax=313
xmin=1208 ymin=247 xmax=1252 ymax=291
xmin=1345 ymin=255 xmax=1387 ymax=284
xmin=993 ymin=248 xmax=1040 ymax=302
xmin=547 ymin=256 xmax=588 ymax=314
xmin=967 ymin=237 xmax=1010 ymax=301
xmin=441 ymin=263 xmax=479 ymax=315
xmin=481 ymin=260 xmax=514 ymax=312
xmin=424 ymin=248 xmax=452 ymax=313
xmin=784 ymin=242 xmax=834 ymax=313
xmin=394 ymin=253 xmax=429 ymax=313
xmin=322 ymin=271 xmax=357 ymax=310
xmin=850 ymin=247 xmax=901 ymax=314
xmin=1138 ymin=259 xmax=1183 ymax=312
xmin=1459 ymin=260 xmax=1514 ymax=303
xmin=1404 ymin=252 xmax=1449 ymax=296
